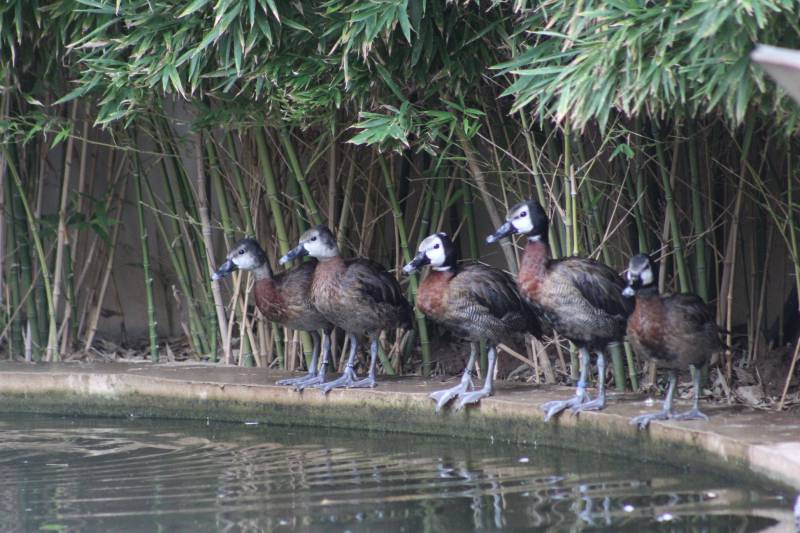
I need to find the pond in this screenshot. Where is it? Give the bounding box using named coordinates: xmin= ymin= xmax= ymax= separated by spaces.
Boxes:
xmin=0 ymin=413 xmax=793 ymax=531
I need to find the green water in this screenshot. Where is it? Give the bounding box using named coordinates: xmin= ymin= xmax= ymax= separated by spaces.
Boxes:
xmin=0 ymin=413 xmax=793 ymax=532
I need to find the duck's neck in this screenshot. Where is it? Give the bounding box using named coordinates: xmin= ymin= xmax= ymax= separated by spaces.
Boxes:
xmin=252 ymin=263 xmax=273 ymax=281
xmin=432 ymin=254 xmax=457 ymax=272
xmin=636 ymin=284 xmax=660 ymax=299
xmin=428 ymin=267 xmax=455 ymax=278
xmin=522 ymin=236 xmax=550 ymax=276
xmin=317 ymin=254 xmax=343 ymax=264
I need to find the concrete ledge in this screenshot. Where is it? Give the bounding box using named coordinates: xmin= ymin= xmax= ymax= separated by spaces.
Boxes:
xmin=0 ymin=361 xmax=797 ymax=491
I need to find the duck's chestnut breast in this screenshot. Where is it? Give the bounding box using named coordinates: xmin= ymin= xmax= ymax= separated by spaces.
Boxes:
xmin=518 ymin=240 xmax=548 ymax=299
xmin=417 ymin=270 xmax=454 ymax=318
xmin=627 ymin=296 xmax=666 ymax=344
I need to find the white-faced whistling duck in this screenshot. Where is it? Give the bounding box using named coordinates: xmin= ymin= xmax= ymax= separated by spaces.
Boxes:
xmin=487 ymin=199 xmax=632 ymax=421
xmin=403 ymin=232 xmax=542 ymax=411
xmin=623 ymin=254 xmax=722 ymax=428
xmin=279 ymin=225 xmax=413 ymax=392
xmin=213 ymin=238 xmax=334 ymax=390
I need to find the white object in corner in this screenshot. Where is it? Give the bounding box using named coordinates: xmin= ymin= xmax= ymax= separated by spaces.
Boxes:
xmin=751 ymin=44 xmax=800 ymax=105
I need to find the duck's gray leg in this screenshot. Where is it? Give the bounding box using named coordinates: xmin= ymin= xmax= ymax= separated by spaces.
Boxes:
xmin=276 ymin=331 xmax=320 ymax=386
xmin=541 ymin=346 xmax=592 ymax=421
xmin=295 ymin=330 xmax=332 ymax=391
xmin=317 ymin=333 xmax=360 ymax=393
xmin=350 ymin=336 xmax=379 ymax=388
xmin=630 ymin=370 xmax=676 ymax=429
xmin=672 ymin=365 xmax=709 ymax=422
xmin=429 ymin=343 xmax=478 ymax=412
xmin=455 ymin=345 xmax=497 ymax=409
xmin=572 ymin=351 xmax=607 ymax=414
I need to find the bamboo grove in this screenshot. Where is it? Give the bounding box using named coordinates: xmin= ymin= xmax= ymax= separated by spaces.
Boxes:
xmin=1 ymin=1 xmax=799 ymax=408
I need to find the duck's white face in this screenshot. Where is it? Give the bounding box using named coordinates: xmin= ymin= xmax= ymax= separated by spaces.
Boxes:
xmin=418 ymin=234 xmax=447 ymax=270
xmin=213 ymin=239 xmax=266 ymax=281
xmin=508 ymin=203 xmax=534 ymax=234
xmin=627 ymin=261 xmax=654 ymax=287
xmin=623 ymin=254 xmax=655 ymax=297
xmin=229 ymin=243 xmax=261 ymax=271
xmin=299 ymin=227 xmax=338 ymax=259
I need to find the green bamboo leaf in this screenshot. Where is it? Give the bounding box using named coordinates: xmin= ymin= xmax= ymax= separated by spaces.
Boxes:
xmin=261 ymin=0 xmax=279 ymax=21
xmin=398 ymin=2 xmax=412 ymax=44
xmin=375 ymin=63 xmax=406 ymax=102
xmin=178 ymin=0 xmax=212 ymax=18
xmin=50 ymin=127 xmax=71 ymax=149
xmin=169 ymin=66 xmax=186 ymax=98
xmin=283 ymin=17 xmax=311 ymax=33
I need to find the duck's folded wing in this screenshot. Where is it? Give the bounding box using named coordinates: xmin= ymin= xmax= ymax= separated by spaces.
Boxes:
xmin=457 ymin=264 xmax=542 ymax=336
xmin=558 ymin=258 xmax=632 ymax=319
xmin=347 ymin=258 xmax=411 ymax=317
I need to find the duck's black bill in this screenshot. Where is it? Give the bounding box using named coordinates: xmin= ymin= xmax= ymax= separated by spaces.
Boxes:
xmin=402 ymin=252 xmax=429 ymax=274
xmin=486 ymin=221 xmax=515 ymax=244
xmin=622 ymin=277 xmax=640 ymax=298
xmin=279 ymin=243 xmax=308 ymax=265
xmin=212 ymin=259 xmax=237 ymax=281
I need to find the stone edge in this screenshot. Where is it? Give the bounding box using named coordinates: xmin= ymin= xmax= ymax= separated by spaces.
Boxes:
xmin=0 ymin=369 xmax=796 ymax=492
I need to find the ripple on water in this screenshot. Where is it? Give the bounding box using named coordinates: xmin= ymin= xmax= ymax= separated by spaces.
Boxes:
xmin=0 ymin=414 xmax=792 ymax=532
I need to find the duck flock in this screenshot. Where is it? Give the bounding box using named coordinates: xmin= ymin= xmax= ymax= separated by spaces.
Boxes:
xmin=213 ymin=199 xmax=724 ymax=429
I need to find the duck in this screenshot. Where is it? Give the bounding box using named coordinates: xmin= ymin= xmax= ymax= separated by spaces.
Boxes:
xmin=403 ymin=232 xmax=542 ymax=411
xmin=623 ymin=253 xmax=721 ymax=428
xmin=212 ymin=238 xmax=333 ymax=390
xmin=279 ymin=225 xmax=412 ymax=392
xmin=487 ymin=199 xmax=632 ymax=421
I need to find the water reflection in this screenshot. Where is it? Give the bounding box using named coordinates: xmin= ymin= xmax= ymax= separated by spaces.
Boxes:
xmin=0 ymin=414 xmax=792 ymax=531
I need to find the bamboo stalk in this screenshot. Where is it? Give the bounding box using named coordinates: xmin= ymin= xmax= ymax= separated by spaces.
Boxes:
xmin=206 ymin=138 xmax=234 ymax=247
xmin=5 ymin=149 xmax=56 ymax=362
xmin=564 ymin=126 xmax=579 ymax=256
xmin=379 ymin=157 xmax=429 ymax=375
xmin=654 ymin=123 xmax=691 ymax=293
xmin=64 ymin=110 xmax=91 ymax=349
xmin=277 ymin=127 xmax=323 ymax=226
xmin=632 ymin=120 xmax=651 ymax=253
xmin=0 ymin=86 xmax=7 ymax=352
xmin=210 ymin=135 xmax=253 ymax=366
xmin=151 ymin=124 xmax=210 ymax=354
xmin=751 ymin=226 xmax=773 ymax=362
xmin=83 ymin=176 xmax=126 ymax=352
xmin=49 ymin=101 xmax=78 ymax=360
xmin=8 ymin=147 xmax=41 ymax=360
xmin=336 ymin=153 xmax=357 ymax=249
xmin=687 ymin=119 xmax=709 ymax=301
xmin=778 ymin=145 xmax=799 ymax=410
xmin=254 ymin=129 xmax=290 ymax=256
xmin=327 ymin=128 xmax=337 ymax=227
xmin=250 ymin=134 xmax=290 ymax=363
xmin=778 ymin=337 xmax=800 ymax=411
xmin=225 ymin=133 xmax=255 ymax=235
xmin=719 ymin=117 xmax=754 ymax=380
xmin=455 ymin=127 xmax=517 ymax=273
xmin=194 ymin=131 xmax=230 ymax=363
xmin=559 ymin=130 xmax=580 ymax=381
xmin=3 ymin=169 xmax=22 ymax=358
xmin=145 ymin=157 xmax=208 ymax=355
xmin=462 ymin=180 xmax=480 ymax=260
xmin=522 ymin=114 xmax=563 ymax=256
xmin=134 ymin=153 xmax=159 ymax=362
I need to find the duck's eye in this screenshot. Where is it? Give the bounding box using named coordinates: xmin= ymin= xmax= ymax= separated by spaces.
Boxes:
xmin=311 ymin=236 xmax=317 ymax=242
xmin=519 ymin=211 xmax=527 ymax=218
xmin=433 ymin=244 xmax=440 ymax=249
xmin=238 ymin=249 xmax=245 ymax=255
